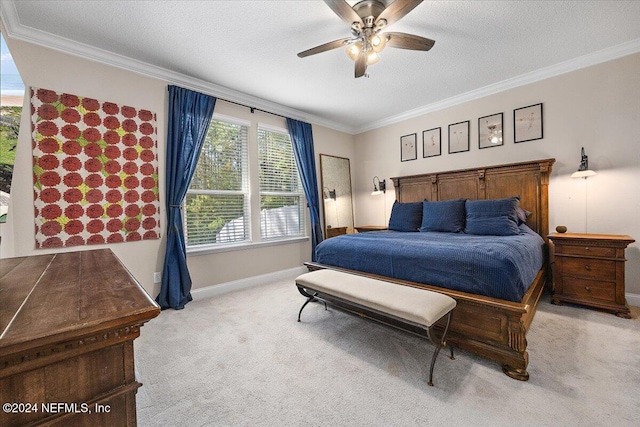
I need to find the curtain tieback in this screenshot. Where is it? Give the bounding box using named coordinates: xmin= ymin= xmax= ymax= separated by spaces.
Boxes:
xmin=169 ymin=205 xmax=181 ymax=208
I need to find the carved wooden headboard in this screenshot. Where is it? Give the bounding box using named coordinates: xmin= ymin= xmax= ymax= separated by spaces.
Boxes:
xmin=391 ymin=159 xmax=555 ymax=241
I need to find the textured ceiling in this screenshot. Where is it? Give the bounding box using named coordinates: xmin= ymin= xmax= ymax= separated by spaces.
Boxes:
xmin=3 ymin=1 xmax=640 ymax=133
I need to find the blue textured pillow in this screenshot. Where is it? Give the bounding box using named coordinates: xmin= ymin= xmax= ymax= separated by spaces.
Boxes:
xmin=465 ymin=197 xmax=520 ymax=236
xmin=516 ymin=205 xmax=531 ymax=225
xmin=388 ymin=201 xmax=423 ymax=232
xmin=419 ymin=199 xmax=466 ymax=233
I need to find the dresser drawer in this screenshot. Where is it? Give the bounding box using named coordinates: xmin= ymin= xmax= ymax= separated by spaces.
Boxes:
xmin=561 ymin=257 xmax=616 ymax=281
xmin=562 ymin=277 xmax=616 ymax=302
xmin=560 ymin=245 xmax=616 ymax=258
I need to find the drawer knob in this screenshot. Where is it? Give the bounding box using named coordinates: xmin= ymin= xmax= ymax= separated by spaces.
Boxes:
xmin=585 ymin=286 xmax=591 ymax=292
xmin=584 ymin=247 xmax=589 ymax=251
xmin=585 ymin=265 xmax=592 ymax=271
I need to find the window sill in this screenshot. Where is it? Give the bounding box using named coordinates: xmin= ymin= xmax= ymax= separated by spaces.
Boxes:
xmin=186 ymin=236 xmax=309 ymax=256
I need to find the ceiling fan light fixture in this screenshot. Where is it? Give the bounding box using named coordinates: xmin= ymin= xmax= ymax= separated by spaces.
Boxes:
xmin=298 ymin=0 xmax=432 ymax=78
xmin=370 ymin=33 xmax=387 ymax=52
xmin=346 ymin=44 xmax=379 ymax=65
xmin=346 ymin=42 xmax=363 ymax=61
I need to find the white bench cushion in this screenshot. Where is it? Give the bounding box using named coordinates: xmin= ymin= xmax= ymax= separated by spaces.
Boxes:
xmin=296 ymin=269 xmax=456 ymax=328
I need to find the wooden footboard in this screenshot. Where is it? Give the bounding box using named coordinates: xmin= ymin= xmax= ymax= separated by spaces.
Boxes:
xmin=304 ymin=262 xmax=547 ymax=380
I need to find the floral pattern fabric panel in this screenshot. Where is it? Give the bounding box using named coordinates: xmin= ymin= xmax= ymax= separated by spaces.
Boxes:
xmin=31 ymin=87 xmax=160 ymax=248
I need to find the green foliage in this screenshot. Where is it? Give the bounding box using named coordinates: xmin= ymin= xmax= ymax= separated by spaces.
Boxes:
xmin=186 ymin=120 xmax=247 ymax=245
xmin=0 ymin=106 xmax=21 ymax=194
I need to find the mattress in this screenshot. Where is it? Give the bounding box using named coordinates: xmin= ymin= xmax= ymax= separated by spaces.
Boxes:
xmin=315 ymin=225 xmax=545 ymax=302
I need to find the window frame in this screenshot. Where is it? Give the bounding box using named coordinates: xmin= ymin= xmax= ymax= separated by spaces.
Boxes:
xmin=184 ymin=116 xmax=309 ymax=255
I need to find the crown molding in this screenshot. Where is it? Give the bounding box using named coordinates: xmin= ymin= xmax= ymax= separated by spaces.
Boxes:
xmin=0 ymin=0 xmax=355 ymax=134
xmin=2 ymin=0 xmax=639 ymax=136
xmin=354 ymin=37 xmax=640 ymax=134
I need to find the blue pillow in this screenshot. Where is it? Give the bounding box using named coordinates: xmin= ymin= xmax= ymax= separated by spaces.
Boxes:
xmin=516 ymin=205 xmax=531 ymax=225
xmin=388 ymin=201 xmax=423 ymax=232
xmin=513 ymin=195 xmax=531 ymax=225
xmin=419 ymin=199 xmax=466 ymax=233
xmin=465 ymin=197 xmax=520 ymax=236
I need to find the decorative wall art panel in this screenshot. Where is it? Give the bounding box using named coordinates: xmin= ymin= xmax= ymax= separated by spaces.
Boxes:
xmin=31 ymin=87 xmax=160 ymax=248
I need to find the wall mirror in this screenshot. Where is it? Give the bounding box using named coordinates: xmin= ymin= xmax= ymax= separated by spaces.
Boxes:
xmin=319 ymin=154 xmax=354 ymax=237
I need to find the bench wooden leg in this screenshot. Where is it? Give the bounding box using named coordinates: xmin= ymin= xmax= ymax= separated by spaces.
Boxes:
xmin=426 ymin=311 xmax=453 ymax=386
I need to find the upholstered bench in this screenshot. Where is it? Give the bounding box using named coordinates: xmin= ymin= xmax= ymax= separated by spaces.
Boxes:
xmin=295 ymin=269 xmax=456 ymax=386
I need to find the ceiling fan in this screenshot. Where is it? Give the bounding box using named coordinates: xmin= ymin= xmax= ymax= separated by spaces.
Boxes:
xmin=298 ymin=0 xmax=434 ymax=78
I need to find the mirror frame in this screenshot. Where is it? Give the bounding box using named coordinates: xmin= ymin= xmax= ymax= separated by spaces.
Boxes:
xmin=319 ymin=154 xmax=355 ymax=237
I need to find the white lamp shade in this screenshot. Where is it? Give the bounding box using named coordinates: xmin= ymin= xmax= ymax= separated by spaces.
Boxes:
xmin=571 ymin=169 xmax=596 ymax=179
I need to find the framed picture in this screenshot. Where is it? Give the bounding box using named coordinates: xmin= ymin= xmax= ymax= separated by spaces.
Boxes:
xmin=422 ymin=127 xmax=441 ymax=158
xmin=514 ymin=103 xmax=543 ymax=143
xmin=448 ymin=120 xmax=470 ymax=154
xmin=401 ymin=133 xmax=417 ymax=162
xmin=478 ymin=112 xmax=503 ymax=149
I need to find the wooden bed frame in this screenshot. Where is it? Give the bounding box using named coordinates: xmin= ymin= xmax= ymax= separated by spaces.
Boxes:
xmin=306 ymin=158 xmax=555 ymax=380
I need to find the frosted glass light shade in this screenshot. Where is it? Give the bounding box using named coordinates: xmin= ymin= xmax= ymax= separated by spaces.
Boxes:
xmin=571 ymin=169 xmax=596 ymax=179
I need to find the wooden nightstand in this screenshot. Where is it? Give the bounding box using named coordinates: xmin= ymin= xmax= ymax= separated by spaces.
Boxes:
xmin=548 ymin=233 xmax=635 ymax=318
xmin=355 ymin=225 xmax=387 ymax=232
xmin=326 ymin=226 xmax=348 ymax=238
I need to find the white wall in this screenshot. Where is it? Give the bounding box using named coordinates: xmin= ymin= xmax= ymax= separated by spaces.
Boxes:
xmin=352 ymin=53 xmax=640 ymax=297
xmin=0 ymin=35 xmax=355 ymax=296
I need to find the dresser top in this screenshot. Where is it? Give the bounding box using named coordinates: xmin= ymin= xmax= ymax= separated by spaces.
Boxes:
xmin=0 ymin=249 xmax=160 ymax=354
xmin=548 ymin=232 xmax=635 ymax=244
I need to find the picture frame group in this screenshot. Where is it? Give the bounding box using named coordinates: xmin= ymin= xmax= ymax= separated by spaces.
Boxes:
xmin=400 ymin=102 xmax=543 ymax=160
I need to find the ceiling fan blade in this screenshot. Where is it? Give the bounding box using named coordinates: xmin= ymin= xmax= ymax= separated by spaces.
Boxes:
xmin=355 ymin=51 xmax=367 ymax=78
xmin=376 ymin=0 xmax=423 ymax=28
xmin=297 ymin=37 xmax=354 ymax=58
xmin=385 ymin=32 xmax=435 ymax=51
xmin=324 ymin=0 xmax=363 ymax=27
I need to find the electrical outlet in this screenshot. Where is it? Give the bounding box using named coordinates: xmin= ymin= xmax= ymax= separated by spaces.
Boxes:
xmin=153 ymin=272 xmax=162 ymax=283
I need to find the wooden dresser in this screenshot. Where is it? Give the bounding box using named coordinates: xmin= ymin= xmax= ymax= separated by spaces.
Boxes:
xmin=549 ymin=233 xmax=635 ymax=318
xmin=0 ymin=249 xmax=160 ymax=426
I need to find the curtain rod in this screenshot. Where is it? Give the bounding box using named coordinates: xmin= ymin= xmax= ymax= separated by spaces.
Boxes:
xmin=218 ymin=98 xmax=288 ymax=120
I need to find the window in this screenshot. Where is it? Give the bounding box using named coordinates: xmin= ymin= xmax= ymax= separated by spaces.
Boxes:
xmin=184 ymin=117 xmax=249 ymax=246
xmin=0 ymin=33 xmax=24 ymax=223
xmin=258 ymin=126 xmax=304 ymax=240
xmin=184 ymin=114 xmax=306 ymax=250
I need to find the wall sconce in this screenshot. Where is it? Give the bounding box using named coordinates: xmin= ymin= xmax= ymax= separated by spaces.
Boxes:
xmin=570 ymin=147 xmax=597 ymax=179
xmin=570 ymin=147 xmax=596 ymax=232
xmin=371 ymin=176 xmax=386 ymax=196
xmin=323 ymin=187 xmax=336 ymax=201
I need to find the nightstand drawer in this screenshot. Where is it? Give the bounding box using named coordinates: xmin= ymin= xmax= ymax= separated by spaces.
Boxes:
xmin=563 ymin=277 xmax=615 ymax=302
xmin=326 ymin=227 xmax=348 ymax=238
xmin=560 ymin=245 xmax=616 ymax=258
xmin=561 ymin=257 xmax=615 ymax=281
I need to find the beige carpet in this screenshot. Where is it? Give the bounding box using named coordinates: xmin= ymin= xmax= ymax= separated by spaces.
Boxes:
xmin=135 ymin=278 xmax=640 ymax=426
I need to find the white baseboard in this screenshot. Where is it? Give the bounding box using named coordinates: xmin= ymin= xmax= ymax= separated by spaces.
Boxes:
xmin=626 ymin=293 xmax=640 ymax=308
xmin=190 ymin=269 xmax=640 ymax=307
xmin=190 ymin=266 xmax=307 ymax=301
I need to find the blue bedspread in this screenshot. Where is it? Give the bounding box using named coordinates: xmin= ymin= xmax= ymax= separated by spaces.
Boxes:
xmin=315 ymin=225 xmax=544 ymax=302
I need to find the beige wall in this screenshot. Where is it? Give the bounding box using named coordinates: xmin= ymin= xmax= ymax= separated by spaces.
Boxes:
xmin=353 ymin=53 xmax=640 ymax=296
xmin=3 ymin=31 xmax=636 ymax=299
xmin=0 ymin=35 xmax=355 ymax=296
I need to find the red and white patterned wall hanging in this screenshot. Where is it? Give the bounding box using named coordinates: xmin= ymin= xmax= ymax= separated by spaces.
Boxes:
xmin=31 ymin=87 xmax=161 ymax=248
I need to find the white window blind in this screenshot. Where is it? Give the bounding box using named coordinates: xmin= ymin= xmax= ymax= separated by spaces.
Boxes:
xmin=258 ymin=127 xmax=304 ymax=240
xmin=185 ymin=119 xmax=249 ymax=246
